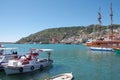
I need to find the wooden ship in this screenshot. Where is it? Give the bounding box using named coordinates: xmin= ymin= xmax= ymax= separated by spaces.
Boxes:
xmin=86 ymin=3 xmax=120 ymax=51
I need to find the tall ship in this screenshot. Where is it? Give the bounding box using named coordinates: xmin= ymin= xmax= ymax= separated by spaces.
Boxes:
xmin=86 ymin=3 xmax=120 ymax=51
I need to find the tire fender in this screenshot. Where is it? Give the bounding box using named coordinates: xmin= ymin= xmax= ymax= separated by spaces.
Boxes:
xmin=40 ymin=65 xmax=43 ymax=70
xmin=31 ymin=66 xmax=34 ymax=70
xmin=19 ymin=67 xmax=23 ymax=73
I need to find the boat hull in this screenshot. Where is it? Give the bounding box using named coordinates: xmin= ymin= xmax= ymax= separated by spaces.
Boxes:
xmin=90 ymin=47 xmax=113 ymax=51
xmin=4 ymin=60 xmax=53 ymax=75
xmin=4 ymin=65 xmax=39 ymax=75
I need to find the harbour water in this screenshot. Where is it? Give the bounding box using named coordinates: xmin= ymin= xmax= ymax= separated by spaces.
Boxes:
xmin=0 ymin=44 xmax=120 ymax=80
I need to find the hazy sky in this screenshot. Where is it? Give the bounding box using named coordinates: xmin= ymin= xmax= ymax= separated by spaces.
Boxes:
xmin=0 ymin=0 xmax=120 ymax=42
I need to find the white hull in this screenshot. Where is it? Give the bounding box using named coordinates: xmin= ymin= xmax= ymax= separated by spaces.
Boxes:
xmin=90 ymin=47 xmax=113 ymax=51
xmin=4 ymin=60 xmax=53 ymax=75
xmin=45 ymin=72 xmax=73 ymax=80
xmin=4 ymin=65 xmax=40 ymax=75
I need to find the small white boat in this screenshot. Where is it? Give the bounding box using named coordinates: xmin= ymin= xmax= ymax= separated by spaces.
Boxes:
xmin=45 ymin=72 xmax=73 ymax=80
xmin=90 ymin=47 xmax=113 ymax=51
xmin=0 ymin=47 xmax=18 ymax=69
xmin=4 ymin=48 xmax=53 ymax=75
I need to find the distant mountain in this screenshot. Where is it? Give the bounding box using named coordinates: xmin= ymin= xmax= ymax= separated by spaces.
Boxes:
xmin=16 ymin=24 xmax=120 ymax=44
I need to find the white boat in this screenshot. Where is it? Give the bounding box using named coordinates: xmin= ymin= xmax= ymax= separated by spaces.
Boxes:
xmin=0 ymin=47 xmax=18 ymax=69
xmin=45 ymin=72 xmax=73 ymax=80
xmin=4 ymin=48 xmax=53 ymax=75
xmin=90 ymin=47 xmax=113 ymax=51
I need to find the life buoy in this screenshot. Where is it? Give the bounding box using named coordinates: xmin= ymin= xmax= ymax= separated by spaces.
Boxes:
xmin=19 ymin=67 xmax=23 ymax=73
xmin=31 ymin=66 xmax=34 ymax=70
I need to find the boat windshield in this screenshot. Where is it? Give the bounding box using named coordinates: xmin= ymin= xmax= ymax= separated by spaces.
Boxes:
xmin=0 ymin=48 xmax=18 ymax=54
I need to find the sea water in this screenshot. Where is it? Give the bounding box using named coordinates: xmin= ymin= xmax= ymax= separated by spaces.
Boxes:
xmin=0 ymin=44 xmax=120 ymax=80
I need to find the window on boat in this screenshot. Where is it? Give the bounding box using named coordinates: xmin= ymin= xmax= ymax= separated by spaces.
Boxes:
xmin=0 ymin=50 xmax=4 ymax=55
xmin=0 ymin=56 xmax=3 ymax=60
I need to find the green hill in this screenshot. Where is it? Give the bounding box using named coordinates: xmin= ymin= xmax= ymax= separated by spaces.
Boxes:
xmin=16 ymin=24 xmax=120 ymax=44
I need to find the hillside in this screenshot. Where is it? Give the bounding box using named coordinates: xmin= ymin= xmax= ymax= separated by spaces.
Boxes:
xmin=16 ymin=24 xmax=120 ymax=44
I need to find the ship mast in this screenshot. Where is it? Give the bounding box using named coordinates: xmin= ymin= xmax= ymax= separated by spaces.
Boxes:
xmin=98 ymin=8 xmax=102 ymax=27
xmin=98 ymin=8 xmax=102 ymax=37
xmin=110 ymin=3 xmax=113 ymax=34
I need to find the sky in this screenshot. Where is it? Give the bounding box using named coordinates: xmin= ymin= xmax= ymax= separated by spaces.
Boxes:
xmin=0 ymin=0 xmax=120 ymax=42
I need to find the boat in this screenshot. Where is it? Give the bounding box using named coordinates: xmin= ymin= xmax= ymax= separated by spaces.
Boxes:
xmin=87 ymin=40 xmax=120 ymax=51
xmin=0 ymin=47 xmax=18 ymax=69
xmin=3 ymin=48 xmax=53 ymax=75
xmin=45 ymin=72 xmax=73 ymax=80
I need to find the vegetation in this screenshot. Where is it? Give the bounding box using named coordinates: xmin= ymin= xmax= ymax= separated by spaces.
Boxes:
xmin=16 ymin=24 xmax=120 ymax=44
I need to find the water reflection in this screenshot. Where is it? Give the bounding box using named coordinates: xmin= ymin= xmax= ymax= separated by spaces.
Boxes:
xmin=85 ymin=50 xmax=120 ymax=80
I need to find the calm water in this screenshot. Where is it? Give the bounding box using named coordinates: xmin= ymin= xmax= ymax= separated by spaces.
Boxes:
xmin=0 ymin=44 xmax=120 ymax=80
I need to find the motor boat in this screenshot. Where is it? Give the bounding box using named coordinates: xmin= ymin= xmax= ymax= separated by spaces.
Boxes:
xmin=4 ymin=48 xmax=53 ymax=75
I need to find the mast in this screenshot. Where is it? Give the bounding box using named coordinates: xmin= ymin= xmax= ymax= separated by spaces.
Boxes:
xmin=98 ymin=8 xmax=102 ymax=27
xmin=110 ymin=3 xmax=113 ymax=34
xmin=98 ymin=8 xmax=102 ymax=37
